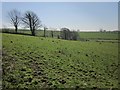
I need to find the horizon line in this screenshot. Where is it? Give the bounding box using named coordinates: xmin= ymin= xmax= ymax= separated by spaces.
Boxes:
xmin=0 ymin=27 xmax=118 ymax=32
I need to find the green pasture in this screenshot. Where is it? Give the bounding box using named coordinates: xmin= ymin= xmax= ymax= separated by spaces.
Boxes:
xmin=2 ymin=33 xmax=118 ymax=89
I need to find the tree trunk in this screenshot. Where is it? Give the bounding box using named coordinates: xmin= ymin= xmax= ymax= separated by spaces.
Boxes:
xmin=44 ymin=27 xmax=46 ymax=37
xmin=51 ymin=31 xmax=53 ymax=38
xmin=31 ymin=30 xmax=35 ymax=36
xmin=15 ymin=25 xmax=17 ymax=33
xmin=65 ymin=32 xmax=67 ymax=40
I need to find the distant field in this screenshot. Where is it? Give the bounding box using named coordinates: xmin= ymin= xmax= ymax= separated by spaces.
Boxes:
xmin=79 ymin=32 xmax=119 ymax=40
xmin=2 ymin=33 xmax=118 ymax=89
xmin=2 ymin=29 xmax=119 ymax=40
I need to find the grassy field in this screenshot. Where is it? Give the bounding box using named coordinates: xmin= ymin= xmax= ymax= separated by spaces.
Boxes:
xmin=2 ymin=32 xmax=119 ymax=89
xmin=79 ymin=32 xmax=118 ymax=40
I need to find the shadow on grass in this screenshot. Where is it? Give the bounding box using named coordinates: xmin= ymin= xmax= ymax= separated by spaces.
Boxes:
xmin=1 ymin=31 xmax=33 ymax=36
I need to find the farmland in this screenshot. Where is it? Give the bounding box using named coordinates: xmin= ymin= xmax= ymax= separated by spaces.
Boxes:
xmin=2 ymin=32 xmax=119 ymax=89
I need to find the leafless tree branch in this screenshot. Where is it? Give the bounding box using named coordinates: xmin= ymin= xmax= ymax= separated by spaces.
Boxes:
xmin=22 ymin=11 xmax=41 ymax=36
xmin=8 ymin=9 xmax=21 ymax=33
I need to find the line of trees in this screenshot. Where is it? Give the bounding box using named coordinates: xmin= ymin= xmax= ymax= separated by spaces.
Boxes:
xmin=7 ymin=9 xmax=80 ymax=40
xmin=8 ymin=9 xmax=41 ymax=36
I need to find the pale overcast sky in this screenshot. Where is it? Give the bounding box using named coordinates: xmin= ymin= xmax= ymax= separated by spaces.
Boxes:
xmin=1 ymin=2 xmax=118 ymax=31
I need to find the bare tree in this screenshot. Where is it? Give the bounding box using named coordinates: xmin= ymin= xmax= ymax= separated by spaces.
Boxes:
xmin=99 ymin=28 xmax=103 ymax=32
xmin=22 ymin=11 xmax=41 ymax=36
xmin=51 ymin=30 xmax=54 ymax=38
xmin=71 ymin=31 xmax=80 ymax=40
xmin=60 ymin=28 xmax=71 ymax=40
xmin=60 ymin=28 xmax=79 ymax=40
xmin=8 ymin=10 xmax=21 ymax=33
xmin=43 ymin=26 xmax=47 ymax=37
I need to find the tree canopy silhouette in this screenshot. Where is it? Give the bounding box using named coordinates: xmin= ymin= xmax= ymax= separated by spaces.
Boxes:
xmin=60 ymin=28 xmax=79 ymax=40
xmin=22 ymin=11 xmax=41 ymax=36
xmin=8 ymin=9 xmax=21 ymax=33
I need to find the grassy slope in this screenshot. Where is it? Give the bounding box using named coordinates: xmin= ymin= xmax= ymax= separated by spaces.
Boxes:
xmin=2 ymin=33 xmax=118 ymax=89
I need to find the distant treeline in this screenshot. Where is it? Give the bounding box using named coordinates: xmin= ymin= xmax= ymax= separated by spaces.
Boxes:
xmin=1 ymin=27 xmax=80 ymax=41
xmin=2 ymin=9 xmax=79 ymax=41
xmin=1 ymin=28 xmax=120 ymax=41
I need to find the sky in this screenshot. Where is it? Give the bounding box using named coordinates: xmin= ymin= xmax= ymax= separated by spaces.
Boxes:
xmin=1 ymin=2 xmax=118 ymax=31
